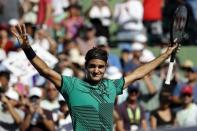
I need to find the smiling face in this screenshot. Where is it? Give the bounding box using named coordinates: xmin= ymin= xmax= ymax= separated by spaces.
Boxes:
xmin=86 ymin=59 xmax=107 ymax=84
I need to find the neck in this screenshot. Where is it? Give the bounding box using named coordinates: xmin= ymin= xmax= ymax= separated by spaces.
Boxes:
xmin=85 ymin=78 xmax=101 ymax=85
xmin=128 ymin=99 xmax=137 ymax=106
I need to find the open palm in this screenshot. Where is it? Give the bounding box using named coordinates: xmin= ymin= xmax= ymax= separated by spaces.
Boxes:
xmin=11 ymin=24 xmax=29 ymax=48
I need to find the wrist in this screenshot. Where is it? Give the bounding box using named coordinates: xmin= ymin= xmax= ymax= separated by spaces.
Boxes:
xmin=22 ymin=45 xmax=31 ymax=50
xmin=23 ymin=46 xmax=36 ymax=60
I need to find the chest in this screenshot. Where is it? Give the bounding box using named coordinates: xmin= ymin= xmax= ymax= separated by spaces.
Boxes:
xmin=68 ymin=87 xmax=116 ymax=108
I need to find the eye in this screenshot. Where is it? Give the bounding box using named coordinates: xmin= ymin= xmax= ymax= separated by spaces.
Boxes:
xmin=88 ymin=64 xmax=96 ymax=68
xmin=98 ymin=65 xmax=105 ymax=69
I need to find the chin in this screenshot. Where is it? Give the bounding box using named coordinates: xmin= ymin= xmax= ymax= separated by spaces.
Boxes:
xmin=91 ymin=77 xmax=102 ymax=83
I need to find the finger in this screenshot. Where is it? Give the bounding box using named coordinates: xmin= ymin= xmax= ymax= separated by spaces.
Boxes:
xmin=10 ymin=27 xmax=19 ymax=38
xmin=172 ymin=43 xmax=178 ymax=50
xmin=16 ymin=24 xmax=22 ymax=34
xmin=174 ymin=38 xmax=178 ymax=43
xmin=22 ymin=24 xmax=27 ymax=34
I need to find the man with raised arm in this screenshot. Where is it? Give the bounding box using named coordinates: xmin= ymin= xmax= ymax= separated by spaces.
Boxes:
xmin=11 ymin=24 xmax=178 ymax=131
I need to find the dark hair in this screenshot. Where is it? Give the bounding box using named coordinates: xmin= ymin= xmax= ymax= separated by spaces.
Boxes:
xmin=0 ymin=70 xmax=10 ymax=80
xmin=85 ymin=47 xmax=108 ymax=66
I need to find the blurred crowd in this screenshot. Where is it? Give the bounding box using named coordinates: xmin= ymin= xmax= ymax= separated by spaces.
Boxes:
xmin=0 ymin=0 xmax=197 ymax=131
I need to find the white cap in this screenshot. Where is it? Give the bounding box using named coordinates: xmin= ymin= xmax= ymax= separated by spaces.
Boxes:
xmin=5 ymin=88 xmax=19 ymax=101
xmin=105 ymin=66 xmax=122 ymax=79
xmin=134 ymin=34 xmax=147 ymax=43
xmin=29 ymin=87 xmax=42 ymax=98
xmin=96 ymin=36 xmax=108 ymax=46
xmin=131 ymin=42 xmax=144 ymax=51
xmin=62 ymin=68 xmax=74 ymax=76
xmin=181 ymin=59 xmax=194 ymax=68
xmin=140 ymin=49 xmax=155 ymax=63
xmin=69 ymin=48 xmax=85 ymax=66
xmin=8 ymin=19 xmax=19 ymax=26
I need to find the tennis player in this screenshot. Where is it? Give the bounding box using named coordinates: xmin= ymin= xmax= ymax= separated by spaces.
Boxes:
xmin=11 ymin=24 xmax=178 ymax=130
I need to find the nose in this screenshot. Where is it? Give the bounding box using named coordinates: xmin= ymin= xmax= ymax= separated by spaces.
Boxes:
xmin=94 ymin=67 xmax=99 ymax=73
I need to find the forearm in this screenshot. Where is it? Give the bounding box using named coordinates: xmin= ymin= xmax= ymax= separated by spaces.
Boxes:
xmin=22 ymin=46 xmax=61 ymax=87
xmin=125 ymin=53 xmax=169 ymax=87
xmin=143 ymin=76 xmax=157 ymax=94
xmin=141 ymin=119 xmax=147 ymax=130
xmin=30 ymin=55 xmax=50 ymax=76
xmin=134 ymin=53 xmax=168 ymax=79
xmin=42 ymin=119 xmax=55 ymax=131
xmin=116 ymin=120 xmax=125 ymax=131
xmin=7 ymin=104 xmax=22 ymax=124
xmin=20 ymin=114 xmax=32 ymax=131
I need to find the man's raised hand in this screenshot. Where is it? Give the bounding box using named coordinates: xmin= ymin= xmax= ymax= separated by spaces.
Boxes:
xmin=11 ymin=24 xmax=29 ymax=49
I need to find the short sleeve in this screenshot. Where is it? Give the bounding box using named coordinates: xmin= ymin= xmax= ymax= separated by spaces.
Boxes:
xmin=113 ymin=77 xmax=125 ymax=95
xmin=60 ymin=75 xmax=76 ymax=97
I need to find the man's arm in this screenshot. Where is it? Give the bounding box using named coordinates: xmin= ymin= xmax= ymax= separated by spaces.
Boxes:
xmin=124 ymin=44 xmax=178 ymax=88
xmin=29 ymin=56 xmax=61 ymax=88
xmin=11 ymin=24 xmax=61 ymax=88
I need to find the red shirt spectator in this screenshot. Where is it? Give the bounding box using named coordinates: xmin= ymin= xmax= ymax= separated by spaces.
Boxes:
xmin=0 ymin=29 xmax=15 ymax=54
xmin=143 ymin=0 xmax=163 ymax=21
xmin=61 ymin=4 xmax=84 ymax=39
xmin=37 ymin=0 xmax=53 ymax=27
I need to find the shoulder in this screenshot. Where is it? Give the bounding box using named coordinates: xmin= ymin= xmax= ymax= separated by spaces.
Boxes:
xmin=117 ymin=101 xmax=127 ymax=112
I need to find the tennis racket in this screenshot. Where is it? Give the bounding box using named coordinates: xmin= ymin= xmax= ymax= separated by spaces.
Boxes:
xmin=165 ymin=5 xmax=188 ymax=85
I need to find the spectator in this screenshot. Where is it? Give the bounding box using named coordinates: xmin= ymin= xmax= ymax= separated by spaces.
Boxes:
xmin=56 ymin=94 xmax=73 ymax=131
xmin=41 ymin=81 xmax=60 ymax=111
xmin=61 ymin=4 xmax=84 ymax=39
xmin=175 ymin=85 xmax=197 ymax=127
xmin=36 ymin=0 xmax=53 ymax=29
xmin=76 ymin=24 xmax=97 ymax=56
xmin=21 ymin=0 xmax=38 ymax=24
xmin=51 ymin=0 xmax=69 ymax=21
xmin=0 ymin=88 xmax=25 ymax=130
xmin=21 ymin=87 xmax=55 ymax=131
xmin=0 ymin=70 xmax=10 ymax=93
xmin=86 ymin=0 xmax=112 ymax=38
xmin=150 ymin=91 xmax=176 ymax=130
xmin=119 ymin=47 xmax=137 ymax=75
xmin=0 ymin=29 xmax=16 ymax=54
xmin=184 ymin=0 xmax=197 ymax=44
xmin=114 ymin=0 xmax=146 ymax=43
xmin=40 ymin=81 xmax=60 ymax=122
xmin=142 ymin=0 xmax=164 ymax=44
xmin=137 ymin=50 xmax=162 ymax=126
xmin=116 ymin=84 xmax=147 ymax=131
xmin=173 ymin=64 xmax=197 ymax=104
xmin=33 ymin=28 xmax=57 ymax=55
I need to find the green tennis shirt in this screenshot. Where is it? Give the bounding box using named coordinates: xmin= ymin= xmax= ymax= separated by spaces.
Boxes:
xmin=60 ymin=76 xmax=125 ymax=131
